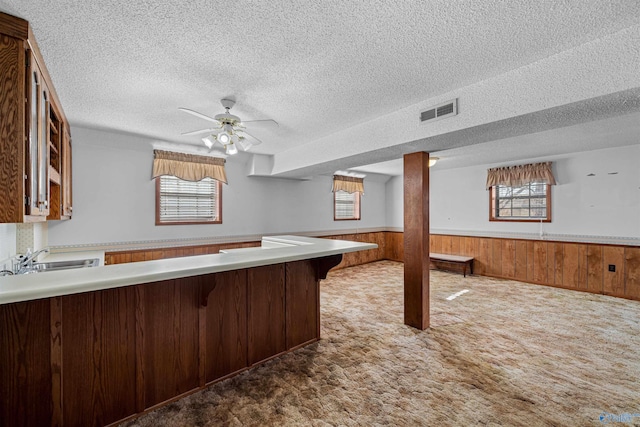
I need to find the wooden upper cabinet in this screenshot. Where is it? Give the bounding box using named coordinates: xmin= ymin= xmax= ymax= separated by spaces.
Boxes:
xmin=0 ymin=11 xmax=71 ymax=223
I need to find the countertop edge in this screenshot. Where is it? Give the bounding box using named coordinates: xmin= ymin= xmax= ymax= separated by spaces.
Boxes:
xmin=0 ymin=236 xmax=376 ymax=305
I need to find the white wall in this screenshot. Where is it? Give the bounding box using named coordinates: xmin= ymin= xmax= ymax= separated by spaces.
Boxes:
xmin=386 ymin=144 xmax=640 ymax=239
xmin=0 ymin=224 xmax=16 ymax=270
xmin=47 ymin=127 xmax=387 ymax=247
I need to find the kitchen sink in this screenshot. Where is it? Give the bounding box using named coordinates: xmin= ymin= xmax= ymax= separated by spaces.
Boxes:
xmin=30 ymin=258 xmax=100 ymax=272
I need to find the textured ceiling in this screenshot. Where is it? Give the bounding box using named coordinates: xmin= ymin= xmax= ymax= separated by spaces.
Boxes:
xmin=1 ymin=0 xmax=639 ymax=175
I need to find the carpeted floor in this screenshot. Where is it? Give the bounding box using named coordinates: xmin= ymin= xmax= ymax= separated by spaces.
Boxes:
xmin=122 ymin=261 xmax=640 ymax=426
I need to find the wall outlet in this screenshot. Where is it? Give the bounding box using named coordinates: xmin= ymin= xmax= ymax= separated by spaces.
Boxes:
xmin=608 ymin=264 xmax=616 ymax=272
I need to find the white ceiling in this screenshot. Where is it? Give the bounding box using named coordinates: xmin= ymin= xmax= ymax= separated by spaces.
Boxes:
xmin=1 ymin=0 xmax=639 ymax=176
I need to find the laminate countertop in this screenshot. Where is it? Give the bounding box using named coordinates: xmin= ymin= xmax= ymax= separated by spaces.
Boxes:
xmin=0 ymin=235 xmax=376 ymax=305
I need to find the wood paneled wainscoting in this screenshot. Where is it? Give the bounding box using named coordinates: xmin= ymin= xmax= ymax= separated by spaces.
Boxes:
xmin=104 ymin=232 xmax=387 ymax=269
xmin=385 ymin=232 xmax=640 ymax=301
xmin=103 ymin=232 xmax=639 ymax=302
xmin=104 ymin=241 xmax=262 ymax=265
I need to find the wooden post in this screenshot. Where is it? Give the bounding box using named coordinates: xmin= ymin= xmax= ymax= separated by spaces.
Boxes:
xmin=403 ymin=152 xmax=430 ymax=330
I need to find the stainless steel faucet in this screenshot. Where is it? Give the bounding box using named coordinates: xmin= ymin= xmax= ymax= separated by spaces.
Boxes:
xmin=16 ymin=248 xmax=49 ymax=274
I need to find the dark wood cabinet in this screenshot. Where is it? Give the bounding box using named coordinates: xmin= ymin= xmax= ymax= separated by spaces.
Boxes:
xmin=248 ymin=264 xmax=286 ymax=365
xmin=286 ymin=260 xmax=320 ymax=349
xmin=141 ymin=278 xmax=201 ymax=409
xmin=0 ymin=256 xmax=342 ymax=426
xmin=61 ymin=288 xmax=137 ymax=427
xmin=0 ymin=11 xmax=72 ymax=223
xmin=0 ymin=299 xmax=53 ymax=427
xmin=204 ymin=270 xmax=248 ymax=382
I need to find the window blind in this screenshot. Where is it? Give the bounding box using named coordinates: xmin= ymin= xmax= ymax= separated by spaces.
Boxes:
xmin=158 ymin=176 xmax=220 ymax=223
xmin=335 ymin=190 xmax=359 ymax=219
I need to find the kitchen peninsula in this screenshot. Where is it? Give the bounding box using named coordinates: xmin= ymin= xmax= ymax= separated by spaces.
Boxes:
xmin=0 ymin=236 xmax=376 ymax=426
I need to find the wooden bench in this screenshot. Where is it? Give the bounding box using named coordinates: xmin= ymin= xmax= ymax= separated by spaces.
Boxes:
xmin=429 ymin=253 xmax=474 ymax=277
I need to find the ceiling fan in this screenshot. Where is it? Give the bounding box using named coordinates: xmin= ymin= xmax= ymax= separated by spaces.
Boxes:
xmin=179 ymin=99 xmax=278 ymax=155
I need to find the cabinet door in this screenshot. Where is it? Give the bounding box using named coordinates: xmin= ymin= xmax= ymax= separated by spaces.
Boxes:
xmin=61 ymin=124 xmax=72 ymax=218
xmin=37 ymin=78 xmax=50 ymax=215
xmin=25 ymin=54 xmax=49 ymax=217
xmin=25 ymin=58 xmax=41 ymax=215
xmin=247 ymin=264 xmax=286 ymax=365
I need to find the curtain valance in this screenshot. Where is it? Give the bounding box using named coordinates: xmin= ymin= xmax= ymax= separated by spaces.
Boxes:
xmin=332 ymin=175 xmax=364 ymax=194
xmin=152 ymin=150 xmax=227 ymax=184
xmin=486 ymin=161 xmax=556 ymax=189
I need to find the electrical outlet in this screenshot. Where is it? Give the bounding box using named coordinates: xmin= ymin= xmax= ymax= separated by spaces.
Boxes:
xmin=608 ymin=264 xmax=616 ymax=272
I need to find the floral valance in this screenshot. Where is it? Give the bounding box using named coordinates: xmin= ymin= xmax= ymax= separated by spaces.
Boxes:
xmin=152 ymin=150 xmax=227 ymax=183
xmin=332 ymin=175 xmax=364 ymax=194
xmin=486 ymin=161 xmax=556 ymax=189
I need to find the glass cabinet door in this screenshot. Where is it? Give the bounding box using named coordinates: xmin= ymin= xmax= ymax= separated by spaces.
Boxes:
xmin=38 ymin=84 xmax=49 ymax=214
xmin=26 ymin=56 xmax=50 ymax=217
xmin=27 ymin=66 xmax=40 ymax=215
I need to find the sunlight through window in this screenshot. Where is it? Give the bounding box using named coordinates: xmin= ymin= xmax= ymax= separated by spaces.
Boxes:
xmin=446 ymin=290 xmax=469 ymax=301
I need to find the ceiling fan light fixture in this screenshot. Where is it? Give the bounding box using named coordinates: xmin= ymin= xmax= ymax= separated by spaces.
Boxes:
xmin=226 ymin=142 xmax=238 ymax=155
xmin=202 ymin=135 xmax=215 ymax=149
xmin=218 ymin=132 xmax=231 ymax=145
xmin=237 ymin=138 xmax=252 ymax=151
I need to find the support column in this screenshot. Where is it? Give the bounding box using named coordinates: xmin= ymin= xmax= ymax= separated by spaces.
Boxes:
xmin=403 ymin=152 xmax=430 ymax=330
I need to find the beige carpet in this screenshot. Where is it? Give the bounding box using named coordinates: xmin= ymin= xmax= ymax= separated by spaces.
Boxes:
xmin=122 ymin=261 xmax=640 ymax=426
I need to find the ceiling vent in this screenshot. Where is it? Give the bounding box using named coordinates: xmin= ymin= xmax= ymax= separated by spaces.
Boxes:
xmin=420 ymin=99 xmax=458 ymax=123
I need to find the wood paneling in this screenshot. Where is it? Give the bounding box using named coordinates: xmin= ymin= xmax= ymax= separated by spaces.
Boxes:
xmin=475 ymin=238 xmax=490 ymax=276
xmin=431 ymin=234 xmax=442 ymax=254
xmin=587 ymin=245 xmax=603 ymax=294
xmin=563 ymin=244 xmax=580 ymax=289
xmin=514 ymin=240 xmax=527 ymax=281
xmin=462 ymin=237 xmax=475 ymax=257
xmin=451 ymin=236 xmax=461 ymax=256
xmin=546 ymin=242 xmax=556 ymax=285
xmin=0 ymin=299 xmax=52 ymax=427
xmin=553 ymin=243 xmax=564 ymax=285
xmin=577 ymin=244 xmax=588 ymax=291
xmin=384 ymin=231 xmax=639 ymax=301
xmin=441 ymin=235 xmax=452 ymax=254
xmin=248 ymin=264 xmax=286 ymax=365
xmin=385 ymin=232 xmax=404 ymax=261
xmin=142 ymin=278 xmax=200 ymax=408
xmin=603 ymin=246 xmax=625 ymax=297
xmin=625 ymin=247 xmax=640 ymax=299
xmin=501 ymin=240 xmax=516 ymax=278
xmin=286 ymin=260 xmax=319 ymax=349
xmin=490 ymin=238 xmax=503 ymax=277
xmin=61 ymin=287 xmax=137 ymax=427
xmin=533 ymin=241 xmax=548 ymax=284
xmin=526 ymin=241 xmax=535 ymax=282
xmin=204 ymin=271 xmax=247 ymax=383
xmin=105 ymin=242 xmax=261 ymax=265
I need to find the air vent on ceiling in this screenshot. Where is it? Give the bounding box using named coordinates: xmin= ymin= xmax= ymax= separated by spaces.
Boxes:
xmin=420 ymin=98 xmax=458 ymax=123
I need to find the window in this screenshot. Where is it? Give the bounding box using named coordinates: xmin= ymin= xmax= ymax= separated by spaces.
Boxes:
xmin=334 ymin=190 xmax=361 ymax=220
xmin=489 ymin=182 xmax=551 ymax=222
xmin=156 ymin=175 xmax=222 ymax=225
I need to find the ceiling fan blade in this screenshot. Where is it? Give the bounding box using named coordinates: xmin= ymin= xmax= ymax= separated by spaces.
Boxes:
xmin=241 ymin=130 xmax=263 ymax=145
xmin=181 ymin=127 xmax=220 ymax=136
xmin=241 ymin=119 xmax=279 ymax=127
xmin=178 ymin=107 xmax=220 ymax=124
